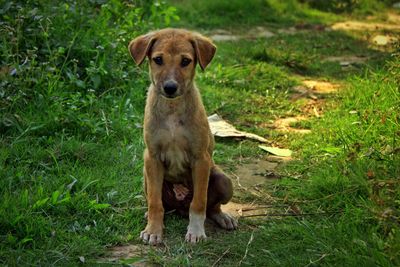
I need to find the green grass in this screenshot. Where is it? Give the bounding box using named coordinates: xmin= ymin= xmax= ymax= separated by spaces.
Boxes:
xmin=170 ymin=0 xmax=340 ymax=29
xmin=1 ymin=0 xmax=400 ymax=266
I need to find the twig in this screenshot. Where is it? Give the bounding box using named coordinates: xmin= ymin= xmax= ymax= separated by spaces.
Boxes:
xmin=242 ymin=211 xmax=341 ymax=218
xmin=273 ymin=188 xmax=359 ymax=204
xmin=305 ymin=253 xmax=329 ymax=267
xmin=238 ymin=231 xmax=254 ymax=266
xmin=230 ymin=171 xmax=245 ymax=189
xmin=241 ymin=204 xmax=288 ymax=211
xmin=212 ymin=247 xmax=230 ymax=267
xmin=165 ymin=209 xmax=176 ymax=215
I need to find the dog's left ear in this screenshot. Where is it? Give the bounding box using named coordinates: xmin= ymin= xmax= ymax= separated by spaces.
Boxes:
xmin=192 ymin=34 xmax=216 ymax=70
xmin=128 ymin=32 xmax=156 ymax=65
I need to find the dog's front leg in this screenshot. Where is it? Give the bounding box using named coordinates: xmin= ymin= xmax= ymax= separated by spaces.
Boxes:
xmin=186 ymin=154 xmax=210 ymax=243
xmin=141 ymin=149 xmax=164 ymax=245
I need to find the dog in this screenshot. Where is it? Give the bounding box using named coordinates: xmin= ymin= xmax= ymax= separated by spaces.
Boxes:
xmin=128 ymin=28 xmax=237 ymax=245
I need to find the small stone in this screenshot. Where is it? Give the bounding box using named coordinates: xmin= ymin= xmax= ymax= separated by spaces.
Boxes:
xmin=393 ymin=2 xmax=400 ymax=9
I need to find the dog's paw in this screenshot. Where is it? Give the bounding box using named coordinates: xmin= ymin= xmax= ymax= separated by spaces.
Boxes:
xmin=172 ymin=183 xmax=189 ymax=201
xmin=140 ymin=225 xmax=163 ymax=245
xmin=185 ymin=212 xmax=206 ymax=243
xmin=210 ymin=212 xmax=238 ymax=230
xmin=185 ymin=227 xmax=206 ymax=243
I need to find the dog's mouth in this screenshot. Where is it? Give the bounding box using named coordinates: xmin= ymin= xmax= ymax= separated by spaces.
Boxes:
xmin=161 ymin=93 xmax=183 ymax=100
xmin=159 ymin=88 xmax=183 ymax=99
xmin=164 ymin=94 xmax=177 ymax=99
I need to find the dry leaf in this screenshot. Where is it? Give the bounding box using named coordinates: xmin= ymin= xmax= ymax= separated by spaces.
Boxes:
xmin=259 ymin=145 xmax=292 ymax=157
xmin=208 ymin=114 xmax=268 ymax=142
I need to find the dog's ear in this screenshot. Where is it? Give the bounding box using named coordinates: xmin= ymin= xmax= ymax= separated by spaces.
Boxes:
xmin=192 ymin=34 xmax=216 ymax=70
xmin=128 ymin=32 xmax=156 ymax=65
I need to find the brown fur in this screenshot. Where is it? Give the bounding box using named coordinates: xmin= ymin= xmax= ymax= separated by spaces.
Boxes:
xmin=128 ymin=28 xmax=237 ymax=245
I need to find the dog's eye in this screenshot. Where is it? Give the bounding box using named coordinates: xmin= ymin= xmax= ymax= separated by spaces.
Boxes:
xmin=153 ymin=56 xmax=163 ymax=65
xmin=181 ymin=58 xmax=192 ymax=67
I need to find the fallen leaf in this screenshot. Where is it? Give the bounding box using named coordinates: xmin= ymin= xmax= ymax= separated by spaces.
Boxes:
xmin=259 ymin=145 xmax=292 ymax=157
xmin=367 ymin=170 xmax=375 ymax=178
xmin=208 ymin=114 xmax=268 ymax=143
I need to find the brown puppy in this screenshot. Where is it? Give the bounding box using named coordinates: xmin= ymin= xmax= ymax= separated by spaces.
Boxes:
xmin=128 ymin=28 xmax=237 ymax=245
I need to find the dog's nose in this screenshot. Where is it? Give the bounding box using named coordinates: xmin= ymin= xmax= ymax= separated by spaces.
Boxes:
xmin=163 ymin=80 xmax=178 ymax=96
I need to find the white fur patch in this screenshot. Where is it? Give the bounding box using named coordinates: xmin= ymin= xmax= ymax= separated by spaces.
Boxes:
xmin=185 ymin=211 xmax=206 ymax=243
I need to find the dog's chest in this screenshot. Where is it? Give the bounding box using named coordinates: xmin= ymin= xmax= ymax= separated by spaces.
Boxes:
xmin=158 ymin=115 xmax=190 ymax=180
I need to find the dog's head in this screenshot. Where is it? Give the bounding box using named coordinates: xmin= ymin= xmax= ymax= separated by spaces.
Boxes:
xmin=128 ymin=28 xmax=216 ymax=99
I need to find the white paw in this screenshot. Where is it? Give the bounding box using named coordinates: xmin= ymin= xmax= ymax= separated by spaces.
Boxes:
xmin=185 ymin=211 xmax=206 ymax=243
xmin=185 ymin=227 xmax=206 ymax=243
xmin=210 ymin=212 xmax=238 ymax=230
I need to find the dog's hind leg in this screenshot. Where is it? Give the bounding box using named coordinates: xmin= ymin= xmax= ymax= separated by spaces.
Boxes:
xmin=160 ymin=166 xmax=238 ymax=230
xmin=206 ymin=166 xmax=238 ymax=230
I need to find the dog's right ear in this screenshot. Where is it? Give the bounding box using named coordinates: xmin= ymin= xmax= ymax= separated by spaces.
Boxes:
xmin=191 ymin=34 xmax=217 ymax=70
xmin=128 ymin=32 xmax=156 ymax=65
